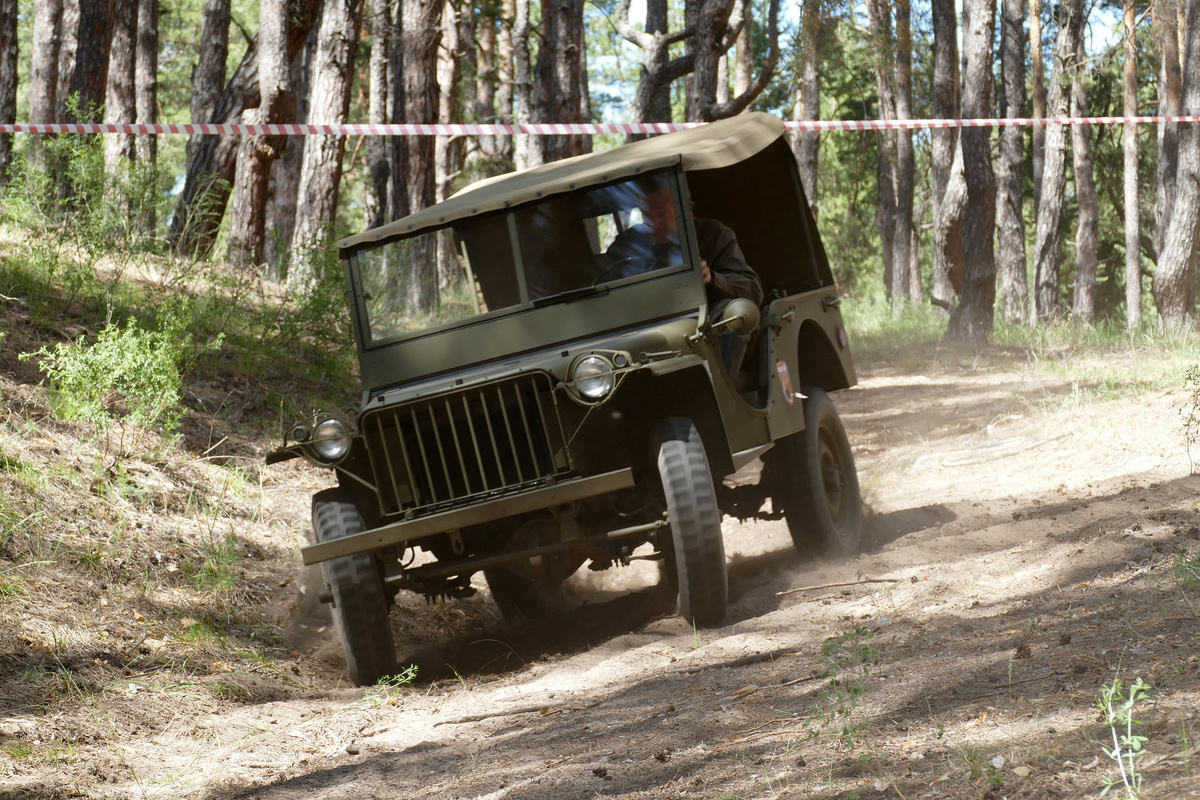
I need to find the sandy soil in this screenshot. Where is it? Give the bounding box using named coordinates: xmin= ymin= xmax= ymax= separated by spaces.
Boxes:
xmin=3 ymin=344 xmax=1199 ymax=800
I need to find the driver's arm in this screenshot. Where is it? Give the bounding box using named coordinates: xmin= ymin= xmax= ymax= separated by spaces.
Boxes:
xmin=696 ymin=218 xmax=763 ymax=305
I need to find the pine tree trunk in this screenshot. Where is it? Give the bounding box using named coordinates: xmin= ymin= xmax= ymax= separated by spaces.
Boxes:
xmin=104 ymin=0 xmax=138 ymax=175
xmin=946 ymin=0 xmax=997 ymax=342
xmin=1155 ymin=0 xmax=1183 ymax=261
xmin=1070 ymin=32 xmax=1098 ymax=324
xmin=0 ymin=0 xmax=16 ymax=188
xmin=791 ymin=0 xmax=820 ymax=214
xmin=511 ymin=0 xmax=534 ymax=169
xmin=229 ymin=0 xmax=295 ymax=268
xmin=895 ymin=0 xmax=915 ymax=305
xmin=29 ymin=0 xmax=63 ymax=171
xmin=1124 ymin=0 xmax=1141 ymax=330
xmin=436 ymin=0 xmax=466 ymax=289
xmin=734 ymin=0 xmax=751 ymax=96
xmin=135 ymin=0 xmax=158 ymax=233
xmin=495 ymin=0 xmax=515 ymax=165
xmin=265 ymin=29 xmax=315 ymax=278
xmin=1152 ymin=4 xmax=1200 ymax=330
xmin=532 ymin=0 xmax=589 ymax=164
xmin=170 ymin=0 xmax=231 ymax=257
xmin=866 ymin=0 xmax=902 ymax=305
xmin=930 ymin=0 xmax=962 ymax=307
xmin=170 ymin=0 xmax=320 ymax=259
xmin=289 ymin=0 xmax=364 ymax=288
xmin=1033 ymin=0 xmax=1081 ymax=322
xmin=685 ymin=0 xmax=736 ymax=122
xmin=60 ymin=0 xmax=114 ymax=202
xmin=996 ymin=0 xmax=1027 ymax=324
xmin=1029 ymin=0 xmax=1045 ymax=211
xmin=55 ymin=0 xmax=78 ymax=122
xmin=365 ymin=0 xmax=391 ymax=229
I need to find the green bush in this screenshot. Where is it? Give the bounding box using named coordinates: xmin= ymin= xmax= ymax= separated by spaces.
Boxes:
xmin=22 ymin=307 xmax=221 ymax=434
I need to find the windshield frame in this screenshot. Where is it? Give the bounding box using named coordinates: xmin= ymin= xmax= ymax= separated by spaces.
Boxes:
xmin=345 ymin=167 xmax=695 ymax=353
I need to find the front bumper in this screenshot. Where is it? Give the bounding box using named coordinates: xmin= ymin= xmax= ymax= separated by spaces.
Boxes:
xmin=301 ymin=467 xmax=636 ymax=566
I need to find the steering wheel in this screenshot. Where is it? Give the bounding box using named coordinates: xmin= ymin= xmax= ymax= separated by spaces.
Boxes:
xmin=592 ymin=257 xmax=640 ymax=287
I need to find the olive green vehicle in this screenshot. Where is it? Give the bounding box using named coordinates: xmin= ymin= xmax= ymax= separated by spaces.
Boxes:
xmin=269 ymin=112 xmax=861 ymax=685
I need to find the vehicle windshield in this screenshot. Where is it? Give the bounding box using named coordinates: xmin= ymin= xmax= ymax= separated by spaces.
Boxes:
xmin=354 ymin=171 xmax=685 ymax=345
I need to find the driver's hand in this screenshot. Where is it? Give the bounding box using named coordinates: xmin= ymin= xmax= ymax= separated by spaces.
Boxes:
xmin=701 ymin=259 xmax=712 ymax=284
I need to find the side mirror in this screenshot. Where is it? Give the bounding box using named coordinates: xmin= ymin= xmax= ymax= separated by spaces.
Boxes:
xmin=718 ymin=298 xmax=761 ymax=334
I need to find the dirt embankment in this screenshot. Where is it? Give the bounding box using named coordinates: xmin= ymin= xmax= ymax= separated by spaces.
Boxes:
xmin=3 ymin=346 xmax=1199 ymax=800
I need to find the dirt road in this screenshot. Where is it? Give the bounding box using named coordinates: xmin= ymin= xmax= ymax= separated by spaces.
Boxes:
xmin=5 ymin=347 xmax=1199 ymax=799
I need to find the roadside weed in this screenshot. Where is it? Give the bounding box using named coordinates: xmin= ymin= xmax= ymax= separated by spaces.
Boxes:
xmin=1182 ymin=365 xmax=1200 ymax=473
xmin=808 ymin=620 xmax=875 ymax=748
xmin=364 ymin=665 xmax=419 ymax=705
xmin=1174 ymin=553 xmax=1200 ymax=591
xmin=1096 ymin=676 xmax=1152 ymax=800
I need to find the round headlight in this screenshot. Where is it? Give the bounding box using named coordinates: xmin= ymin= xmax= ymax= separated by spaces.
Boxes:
xmin=572 ymin=355 xmax=615 ymax=401
xmin=311 ymin=417 xmax=351 ymax=461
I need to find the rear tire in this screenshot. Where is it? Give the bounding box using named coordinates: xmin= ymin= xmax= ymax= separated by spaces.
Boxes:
xmin=653 ymin=418 xmax=727 ymax=627
xmin=484 ymin=567 xmax=564 ymax=621
xmin=771 ymin=388 xmax=862 ymax=556
xmin=313 ymin=489 xmax=398 ymax=686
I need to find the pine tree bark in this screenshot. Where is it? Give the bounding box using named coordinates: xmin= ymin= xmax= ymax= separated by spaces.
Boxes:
xmin=1155 ymin=0 xmax=1183 ymax=261
xmin=1029 ymin=0 xmax=1045 ymax=210
xmin=995 ymin=0 xmax=1027 ymax=324
xmin=29 ymin=0 xmax=63 ymax=170
xmin=494 ymin=0 xmax=516 ymax=166
xmin=365 ymin=0 xmax=391 ymax=228
xmin=617 ymin=0 xmax=693 ymax=126
xmin=59 ymin=0 xmax=114 ymax=202
xmin=229 ymin=0 xmax=295 ymax=268
xmin=1123 ymin=0 xmax=1141 ymax=330
xmin=1032 ymin=0 xmax=1081 ymax=322
xmin=1152 ymin=3 xmax=1200 ymax=330
xmin=946 ymin=0 xmax=996 ymax=342
xmin=104 ymin=0 xmax=138 ymax=176
xmin=895 ymin=0 xmax=915 ymax=305
xmin=866 ymin=0 xmax=901 ymax=305
xmin=791 ymin=0 xmax=820 ymax=214
xmin=289 ymin=0 xmax=364 ymax=288
xmin=436 ymin=0 xmax=466 ymax=287
xmin=55 ymin=0 xmax=79 ymax=122
xmin=930 ymin=0 xmax=962 ymax=307
xmin=0 ymin=0 xmax=16 ymax=188
xmin=135 ymin=0 xmax=158 ymax=233
xmin=187 ymin=0 xmax=230 ymax=169
xmin=264 ymin=28 xmax=315 ymax=277
xmin=531 ymin=0 xmax=589 ymax=164
xmin=1070 ymin=32 xmax=1098 ymax=324
xmin=170 ymin=0 xmax=320 ymax=259
xmin=511 ymin=0 xmax=534 ymax=169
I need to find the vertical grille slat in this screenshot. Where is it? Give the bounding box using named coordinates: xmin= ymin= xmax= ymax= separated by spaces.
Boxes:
xmin=497 ymin=385 xmax=525 ymax=484
xmin=411 ymin=407 xmax=439 ymax=504
xmin=462 ymin=395 xmax=489 ymax=490
xmin=362 ymin=372 xmax=569 ymax=519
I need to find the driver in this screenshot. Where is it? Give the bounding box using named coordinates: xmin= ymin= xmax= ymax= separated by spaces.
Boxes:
xmin=606 ymin=179 xmax=763 ymax=313
xmin=607 ymin=178 xmax=763 ymax=371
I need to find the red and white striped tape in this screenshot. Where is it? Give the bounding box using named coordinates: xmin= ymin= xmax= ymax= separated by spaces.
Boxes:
xmin=1 ymin=116 xmax=1199 ymax=136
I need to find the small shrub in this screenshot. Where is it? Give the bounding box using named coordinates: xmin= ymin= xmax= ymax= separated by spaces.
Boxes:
xmin=1097 ymin=676 xmax=1152 ymax=800
xmin=1181 ymin=366 xmax=1200 ymax=473
xmin=807 ymin=620 xmax=876 ymax=748
xmin=22 ymin=306 xmax=221 ymax=434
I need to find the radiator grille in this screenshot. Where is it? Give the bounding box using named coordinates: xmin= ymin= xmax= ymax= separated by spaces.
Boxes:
xmin=362 ymin=372 xmax=570 ymax=517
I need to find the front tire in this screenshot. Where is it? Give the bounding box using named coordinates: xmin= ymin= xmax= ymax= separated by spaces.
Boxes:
xmin=771 ymin=388 xmax=862 ymax=556
xmin=313 ymin=489 xmax=397 ymax=686
xmin=653 ymin=418 xmax=727 ymax=627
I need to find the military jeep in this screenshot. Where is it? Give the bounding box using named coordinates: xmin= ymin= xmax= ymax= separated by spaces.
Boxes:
xmin=269 ymin=112 xmax=861 ymax=685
